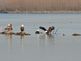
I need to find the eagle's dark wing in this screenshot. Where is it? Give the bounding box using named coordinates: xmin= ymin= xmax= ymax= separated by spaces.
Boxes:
xmin=39 ymin=26 xmax=47 ymax=31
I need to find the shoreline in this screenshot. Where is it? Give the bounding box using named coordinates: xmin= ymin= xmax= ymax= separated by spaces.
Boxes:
xmin=0 ymin=11 xmax=81 ymax=14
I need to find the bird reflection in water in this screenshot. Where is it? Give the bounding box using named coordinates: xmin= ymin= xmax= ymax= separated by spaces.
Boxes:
xmin=37 ymin=34 xmax=55 ymax=47
xmin=6 ymin=34 xmax=13 ymax=48
xmin=6 ymin=34 xmax=25 ymax=48
xmin=20 ymin=35 xmax=25 ymax=48
xmin=20 ymin=35 xmax=25 ymax=40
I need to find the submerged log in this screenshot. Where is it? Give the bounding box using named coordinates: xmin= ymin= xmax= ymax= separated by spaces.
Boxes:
xmin=0 ymin=32 xmax=5 ymax=34
xmin=0 ymin=32 xmax=30 ymax=35
xmin=15 ymin=32 xmax=30 ymax=35
xmin=0 ymin=32 xmax=15 ymax=35
xmin=72 ymin=33 xmax=81 ymax=36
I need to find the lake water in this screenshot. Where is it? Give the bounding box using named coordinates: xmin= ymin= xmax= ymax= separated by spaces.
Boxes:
xmin=0 ymin=13 xmax=81 ymax=61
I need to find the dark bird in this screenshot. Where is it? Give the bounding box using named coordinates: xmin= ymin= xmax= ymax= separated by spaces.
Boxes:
xmin=35 ymin=26 xmax=55 ymax=35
